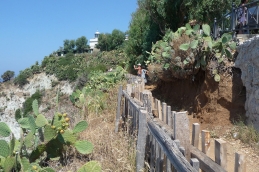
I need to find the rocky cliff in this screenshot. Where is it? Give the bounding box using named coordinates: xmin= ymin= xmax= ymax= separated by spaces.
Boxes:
xmin=0 ymin=73 xmax=74 ymax=139
xmin=235 ymin=35 xmax=259 ymax=131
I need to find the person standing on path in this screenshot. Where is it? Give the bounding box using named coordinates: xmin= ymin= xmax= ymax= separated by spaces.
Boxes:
xmin=134 ymin=63 xmax=142 ymax=77
xmin=134 ymin=63 xmax=148 ymax=83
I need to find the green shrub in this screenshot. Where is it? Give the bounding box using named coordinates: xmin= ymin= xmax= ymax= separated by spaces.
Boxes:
xmin=14 ymin=73 xmax=29 ymax=87
xmin=23 ymin=90 xmax=42 ymax=115
xmin=146 ymin=24 xmax=236 ymax=82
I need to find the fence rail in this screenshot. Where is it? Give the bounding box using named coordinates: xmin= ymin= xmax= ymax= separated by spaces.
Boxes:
xmin=213 ymin=0 xmax=259 ymax=39
xmin=115 ymin=74 xmax=246 ymax=172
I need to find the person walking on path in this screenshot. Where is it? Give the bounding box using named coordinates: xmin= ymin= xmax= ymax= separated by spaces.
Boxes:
xmin=134 ymin=63 xmax=148 ymax=83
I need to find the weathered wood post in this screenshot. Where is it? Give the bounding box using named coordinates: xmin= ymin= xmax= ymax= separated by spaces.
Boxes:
xmin=173 ymin=111 xmax=191 ymax=160
xmin=115 ymin=85 xmax=123 ymax=133
xmin=166 ymin=105 xmax=172 ymax=172
xmin=215 ymin=139 xmax=227 ymax=170
xmin=157 ymin=100 xmax=162 ymax=120
xmin=190 ymin=158 xmax=199 ymax=172
xmin=162 ymin=102 xmax=167 ymax=122
xmin=166 ymin=106 xmax=171 ymax=125
xmin=136 ymin=110 xmax=148 ymax=172
xmin=192 ymin=123 xmax=200 ymax=147
xmin=235 ymin=152 xmax=246 ymax=172
xmin=142 ymin=90 xmax=152 ymax=114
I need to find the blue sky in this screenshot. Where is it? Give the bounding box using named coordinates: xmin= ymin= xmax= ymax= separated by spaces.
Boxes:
xmin=0 ymin=1 xmax=138 ymax=77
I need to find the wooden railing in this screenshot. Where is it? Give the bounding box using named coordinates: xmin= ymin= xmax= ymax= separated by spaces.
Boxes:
xmin=115 ymin=74 xmax=246 ymax=172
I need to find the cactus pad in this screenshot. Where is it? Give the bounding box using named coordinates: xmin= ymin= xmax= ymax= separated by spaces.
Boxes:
xmin=74 ymin=140 xmax=93 ymax=154
xmin=29 ymin=144 xmax=46 ymax=163
xmin=20 ymin=157 xmax=30 ymax=171
xmin=32 ymin=99 xmax=39 ymax=116
xmin=0 ymin=122 xmax=11 ymax=137
xmin=45 ymin=138 xmax=63 ymax=158
xmin=35 ymin=114 xmax=48 ymax=128
xmin=28 ymin=115 xmax=37 ymax=134
xmin=9 ymin=134 xmax=15 ymax=156
xmin=0 ymin=140 xmax=10 ymax=158
xmin=43 ymin=125 xmax=56 ymax=142
xmin=3 ymin=156 xmax=15 ymax=172
xmin=18 ymin=117 xmax=30 ymax=129
xmin=77 ymin=161 xmax=101 ymax=172
xmin=24 ymin=131 xmax=34 ymax=148
xmin=59 ymin=130 xmax=77 ymax=144
xmin=73 ymin=121 xmax=88 ymax=134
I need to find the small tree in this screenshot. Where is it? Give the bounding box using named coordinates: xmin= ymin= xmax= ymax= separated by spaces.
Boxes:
xmin=1 ymin=70 xmax=15 ymax=82
xmin=76 ymin=36 xmax=89 ymax=53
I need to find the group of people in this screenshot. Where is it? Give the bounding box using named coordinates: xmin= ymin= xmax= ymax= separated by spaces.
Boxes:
xmin=134 ymin=63 xmax=148 ymax=84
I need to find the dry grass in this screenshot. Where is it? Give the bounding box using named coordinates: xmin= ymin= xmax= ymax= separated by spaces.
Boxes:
xmin=41 ymin=81 xmax=136 ymax=171
xmin=78 ymin=83 xmax=137 ymax=171
xmin=233 ymin=121 xmax=259 ymax=146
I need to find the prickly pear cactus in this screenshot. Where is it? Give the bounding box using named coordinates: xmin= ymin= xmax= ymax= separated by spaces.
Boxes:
xmin=18 ymin=115 xmax=37 ymax=134
xmin=9 ymin=134 xmax=15 ymax=155
xmin=3 ymin=157 xmax=15 ymax=172
xmin=0 ymin=122 xmax=11 ymax=137
xmin=24 ymin=132 xmax=34 ymax=148
xmin=35 ymin=114 xmax=48 ymax=128
xmin=43 ymin=125 xmax=57 ymax=142
xmin=0 ymin=140 xmax=10 ymax=158
xmin=32 ymin=99 xmax=39 ymax=116
xmin=73 ymin=121 xmax=88 ymax=134
xmin=74 ymin=140 xmax=93 ymax=154
xmin=59 ymin=130 xmax=77 ymax=144
xmin=29 ymin=144 xmax=46 ymax=163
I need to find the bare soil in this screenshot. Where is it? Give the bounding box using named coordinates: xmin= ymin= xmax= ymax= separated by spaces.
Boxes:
xmin=146 ymin=68 xmax=259 ymax=171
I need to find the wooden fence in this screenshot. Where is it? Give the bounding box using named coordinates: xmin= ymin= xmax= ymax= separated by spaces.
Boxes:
xmin=115 ymin=74 xmax=246 ymax=172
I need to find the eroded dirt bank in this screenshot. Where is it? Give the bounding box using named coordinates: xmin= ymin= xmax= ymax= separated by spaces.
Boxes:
xmin=151 ymin=68 xmax=246 ymax=129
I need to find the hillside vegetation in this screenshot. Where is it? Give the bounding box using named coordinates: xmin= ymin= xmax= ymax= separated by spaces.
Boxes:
xmin=1 ymin=0 xmax=259 ymax=171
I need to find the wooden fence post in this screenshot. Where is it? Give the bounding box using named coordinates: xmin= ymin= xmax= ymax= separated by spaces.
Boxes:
xmin=192 ymin=123 xmax=200 ymax=147
xmin=190 ymin=158 xmax=199 ymax=172
xmin=166 ymin=106 xmax=171 ymax=125
xmin=115 ymin=85 xmax=123 ymax=133
xmin=136 ymin=110 xmax=148 ymax=172
xmin=150 ymin=135 xmax=155 ymax=172
xmin=215 ymin=139 xmax=227 ymax=170
xmin=155 ymin=140 xmax=160 ymax=172
xmin=162 ymin=102 xmax=167 ymax=122
xmin=235 ymin=152 xmax=246 ymax=172
xmin=142 ymin=90 xmax=152 ymax=114
xmin=157 ymin=100 xmax=162 ymax=120
xmin=201 ymin=130 xmax=210 ymax=154
xmin=173 ymin=111 xmax=191 ymax=160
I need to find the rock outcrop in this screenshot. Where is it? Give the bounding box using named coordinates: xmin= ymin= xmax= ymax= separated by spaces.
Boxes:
xmin=0 ymin=73 xmax=74 ymax=139
xmin=235 ymin=35 xmax=259 ymax=131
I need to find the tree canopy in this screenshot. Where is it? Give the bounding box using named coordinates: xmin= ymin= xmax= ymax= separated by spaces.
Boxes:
xmin=63 ymin=39 xmax=75 ymax=53
xmin=1 ymin=70 xmax=15 ymax=82
xmin=76 ymin=36 xmax=89 ymax=53
xmin=124 ymin=0 xmax=236 ymax=69
xmin=96 ymin=29 xmax=125 ymax=51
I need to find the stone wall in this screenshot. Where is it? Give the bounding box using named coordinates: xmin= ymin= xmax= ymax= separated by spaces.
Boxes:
xmin=235 ymin=36 xmax=259 ymax=131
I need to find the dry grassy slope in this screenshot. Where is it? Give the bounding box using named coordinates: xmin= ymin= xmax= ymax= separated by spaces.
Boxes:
xmin=0 ymin=74 xmax=136 ymax=171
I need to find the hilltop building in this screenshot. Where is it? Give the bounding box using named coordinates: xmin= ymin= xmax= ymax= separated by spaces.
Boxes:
xmin=89 ymin=31 xmax=100 ymax=53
